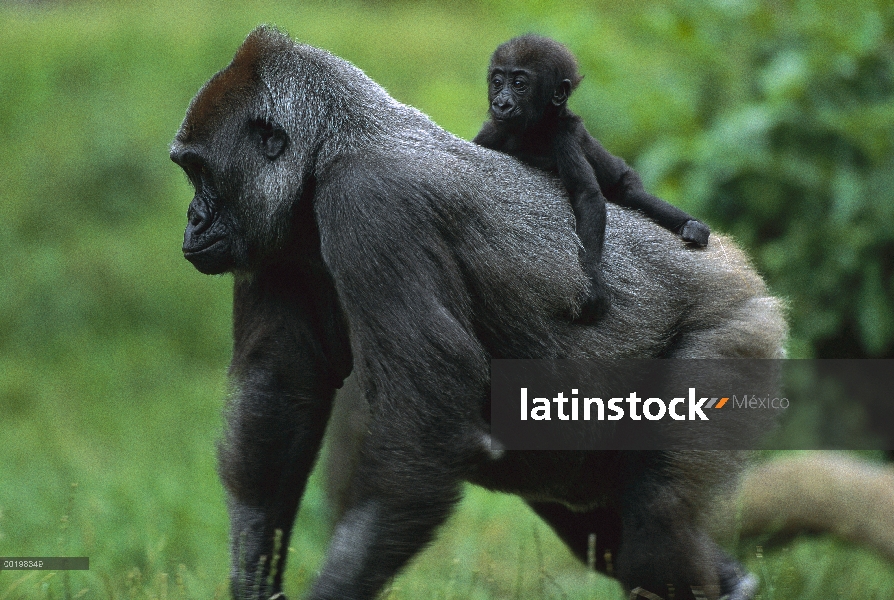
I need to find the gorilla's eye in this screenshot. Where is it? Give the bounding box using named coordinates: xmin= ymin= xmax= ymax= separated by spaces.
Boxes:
xmin=512 ymin=78 xmax=526 ymax=90
xmin=175 ymin=151 xmax=208 ymax=188
xmin=491 ymin=77 xmax=503 ymax=89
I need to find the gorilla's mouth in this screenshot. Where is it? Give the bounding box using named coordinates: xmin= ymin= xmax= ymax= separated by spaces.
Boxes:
xmin=491 ymin=111 xmax=518 ymax=122
xmin=183 ymin=238 xmax=230 ymax=275
xmin=491 ymin=111 xmax=525 ymax=129
xmin=183 ymin=237 xmax=226 ymax=258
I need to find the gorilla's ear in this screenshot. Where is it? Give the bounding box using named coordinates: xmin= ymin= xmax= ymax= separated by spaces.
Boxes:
xmin=251 ymin=119 xmax=289 ymax=160
xmin=551 ymin=79 xmax=572 ymax=107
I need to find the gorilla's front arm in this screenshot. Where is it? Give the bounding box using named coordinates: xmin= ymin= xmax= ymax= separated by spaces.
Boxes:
xmin=220 ymin=261 xmax=350 ymax=599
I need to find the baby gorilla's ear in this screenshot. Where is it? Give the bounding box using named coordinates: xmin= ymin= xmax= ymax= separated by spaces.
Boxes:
xmin=551 ymin=79 xmax=572 ymax=107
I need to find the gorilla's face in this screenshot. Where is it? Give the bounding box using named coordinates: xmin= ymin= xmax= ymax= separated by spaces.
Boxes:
xmin=171 ymin=62 xmax=292 ymax=275
xmin=171 ymin=144 xmax=234 ymax=275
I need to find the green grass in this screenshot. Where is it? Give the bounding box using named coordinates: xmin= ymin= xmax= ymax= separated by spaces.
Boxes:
xmin=5 ymin=474 xmax=894 ymax=599
xmin=1 ymin=1 xmax=894 ymax=598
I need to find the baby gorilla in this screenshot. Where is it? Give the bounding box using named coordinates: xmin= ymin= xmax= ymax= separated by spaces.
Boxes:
xmin=474 ymin=35 xmax=710 ymax=323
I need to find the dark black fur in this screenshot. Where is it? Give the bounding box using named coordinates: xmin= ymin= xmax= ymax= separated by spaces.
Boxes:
xmin=172 ymin=27 xmax=783 ymax=600
xmin=474 ymin=35 xmax=710 ymax=323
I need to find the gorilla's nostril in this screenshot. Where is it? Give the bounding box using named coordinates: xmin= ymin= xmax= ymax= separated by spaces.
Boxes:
xmin=187 ymin=198 xmax=213 ymax=233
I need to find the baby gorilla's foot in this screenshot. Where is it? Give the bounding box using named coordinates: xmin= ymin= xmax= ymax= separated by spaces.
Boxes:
xmin=681 ymin=220 xmax=710 ymax=247
xmin=574 ymin=271 xmax=610 ymax=324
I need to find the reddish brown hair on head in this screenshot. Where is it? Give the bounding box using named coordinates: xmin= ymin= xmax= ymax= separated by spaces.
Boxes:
xmin=179 ymin=26 xmax=292 ymax=141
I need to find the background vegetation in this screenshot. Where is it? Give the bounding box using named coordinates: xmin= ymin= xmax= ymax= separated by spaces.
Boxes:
xmin=0 ymin=0 xmax=892 ymax=598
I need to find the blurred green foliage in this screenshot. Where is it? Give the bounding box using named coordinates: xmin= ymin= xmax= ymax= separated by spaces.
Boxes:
xmin=0 ymin=0 xmax=893 ymax=598
xmin=623 ymin=0 xmax=894 ymax=359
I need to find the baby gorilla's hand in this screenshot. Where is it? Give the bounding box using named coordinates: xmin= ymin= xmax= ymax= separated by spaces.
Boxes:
xmin=681 ymin=220 xmax=710 ymax=247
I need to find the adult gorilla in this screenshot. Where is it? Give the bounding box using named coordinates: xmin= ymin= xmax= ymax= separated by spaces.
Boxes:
xmin=171 ymin=27 xmax=785 ymax=600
